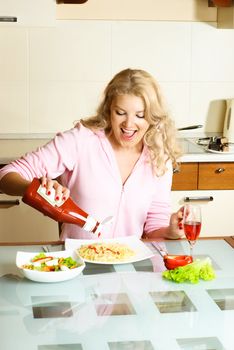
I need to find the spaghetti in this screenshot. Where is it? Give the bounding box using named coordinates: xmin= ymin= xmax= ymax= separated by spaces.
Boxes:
xmin=77 ymin=242 xmax=135 ymax=262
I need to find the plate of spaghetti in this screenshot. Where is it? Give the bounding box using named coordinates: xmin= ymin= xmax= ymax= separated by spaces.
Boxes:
xmin=65 ymin=236 xmax=154 ymax=264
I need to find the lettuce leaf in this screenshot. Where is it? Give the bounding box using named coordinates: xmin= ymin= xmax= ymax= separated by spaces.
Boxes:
xmin=162 ymin=257 xmax=216 ymax=284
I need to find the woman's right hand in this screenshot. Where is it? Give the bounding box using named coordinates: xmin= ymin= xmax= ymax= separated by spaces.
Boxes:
xmin=40 ymin=176 xmax=70 ymax=202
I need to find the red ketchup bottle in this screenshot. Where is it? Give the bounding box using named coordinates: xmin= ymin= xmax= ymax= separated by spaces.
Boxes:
xmin=22 ymin=178 xmax=102 ymax=237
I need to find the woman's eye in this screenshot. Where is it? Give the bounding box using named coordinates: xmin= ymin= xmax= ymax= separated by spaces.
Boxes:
xmin=116 ymin=111 xmax=125 ymax=116
xmin=136 ymin=114 xmax=145 ymax=119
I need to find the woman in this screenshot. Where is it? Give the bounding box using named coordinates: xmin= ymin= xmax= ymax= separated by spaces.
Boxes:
xmin=0 ymin=68 xmax=183 ymax=241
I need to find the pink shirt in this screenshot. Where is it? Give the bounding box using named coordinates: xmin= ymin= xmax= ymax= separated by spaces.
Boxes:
xmin=0 ymin=123 xmax=173 ymax=240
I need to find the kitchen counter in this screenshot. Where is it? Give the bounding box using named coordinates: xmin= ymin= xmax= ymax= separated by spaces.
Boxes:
xmin=1 ymin=134 xmax=234 ymax=164
xmin=1 ymin=238 xmax=234 ymax=350
xmin=0 ymin=137 xmax=52 ymax=164
xmin=179 ymin=138 xmax=234 ymax=162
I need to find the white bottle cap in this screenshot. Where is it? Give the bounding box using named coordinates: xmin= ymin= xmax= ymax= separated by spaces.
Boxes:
xmin=94 ymin=223 xmax=102 ymax=236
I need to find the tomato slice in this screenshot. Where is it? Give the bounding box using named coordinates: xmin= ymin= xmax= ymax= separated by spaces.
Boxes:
xmin=32 ymin=256 xmax=53 ymax=263
xmin=163 ymin=255 xmax=193 ymax=270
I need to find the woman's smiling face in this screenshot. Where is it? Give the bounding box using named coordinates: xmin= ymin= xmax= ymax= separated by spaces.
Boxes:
xmin=109 ymin=94 xmax=150 ymax=151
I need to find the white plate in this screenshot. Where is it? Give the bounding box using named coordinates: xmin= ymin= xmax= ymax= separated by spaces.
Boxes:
xmin=205 ymin=147 xmax=234 ymax=154
xmin=65 ymin=236 xmax=154 ymax=264
xmin=16 ymin=249 xmax=85 ymax=283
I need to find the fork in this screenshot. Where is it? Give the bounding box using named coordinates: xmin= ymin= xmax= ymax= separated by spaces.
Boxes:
xmin=149 ymin=242 xmax=168 ymax=257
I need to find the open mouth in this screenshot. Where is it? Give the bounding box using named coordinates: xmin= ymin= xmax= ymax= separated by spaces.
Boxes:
xmin=121 ymin=128 xmax=137 ymax=139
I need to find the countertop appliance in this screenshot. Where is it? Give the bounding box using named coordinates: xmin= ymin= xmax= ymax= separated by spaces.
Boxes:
xmin=223 ymin=98 xmax=234 ymax=143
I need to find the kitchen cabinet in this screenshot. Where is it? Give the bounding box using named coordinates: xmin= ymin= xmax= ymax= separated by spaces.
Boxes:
xmin=0 ymin=192 xmax=58 ymax=243
xmin=172 ymin=162 xmax=234 ymax=190
xmin=199 ymin=162 xmax=234 ymax=190
xmin=56 ymin=0 xmax=217 ymax=22
xmin=172 ymin=163 xmax=198 ymax=190
xmin=210 ymin=0 xmax=234 ymax=28
xmin=0 ymin=140 xmax=60 ymax=242
xmin=217 ymin=7 xmax=234 ymax=28
xmin=171 ymin=162 xmax=234 ymax=237
xmin=0 ymin=0 xmax=56 ymax=27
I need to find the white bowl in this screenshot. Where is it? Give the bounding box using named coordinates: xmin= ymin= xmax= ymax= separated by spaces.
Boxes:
xmin=16 ymin=249 xmax=85 ymax=283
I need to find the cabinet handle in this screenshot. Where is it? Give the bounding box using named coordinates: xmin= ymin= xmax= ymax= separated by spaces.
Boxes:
xmin=0 ymin=199 xmax=20 ymax=206
xmin=0 ymin=16 xmax=17 ymax=22
xmin=173 ymin=168 xmax=180 ymax=174
xmin=215 ymin=168 xmax=225 ymax=173
xmin=184 ymin=196 xmax=213 ymax=202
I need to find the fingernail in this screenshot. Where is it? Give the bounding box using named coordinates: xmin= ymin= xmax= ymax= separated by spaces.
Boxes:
xmin=47 ymin=191 xmax=51 ymax=195
xmin=62 ymin=196 xmax=66 ymax=201
xmin=55 ymin=196 xmax=60 ymax=201
xmin=178 ymin=223 xmax=183 ymax=229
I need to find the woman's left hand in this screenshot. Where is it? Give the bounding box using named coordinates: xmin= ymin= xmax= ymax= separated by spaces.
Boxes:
xmin=142 ymin=207 xmax=185 ymax=240
xmin=167 ymin=207 xmax=184 ymax=239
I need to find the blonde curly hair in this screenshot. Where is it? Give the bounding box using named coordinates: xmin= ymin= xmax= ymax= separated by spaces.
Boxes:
xmin=81 ymin=68 xmax=182 ymax=176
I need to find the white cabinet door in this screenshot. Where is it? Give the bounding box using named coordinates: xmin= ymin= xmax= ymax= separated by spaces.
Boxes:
xmin=172 ymin=190 xmax=234 ymax=237
xmin=0 ymin=194 xmax=58 ymax=242
xmin=0 ymin=0 xmax=56 ymax=26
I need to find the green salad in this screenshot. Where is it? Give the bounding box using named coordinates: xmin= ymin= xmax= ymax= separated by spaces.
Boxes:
xmin=162 ymin=257 xmax=216 ymax=284
xmin=22 ymin=253 xmax=80 ymax=272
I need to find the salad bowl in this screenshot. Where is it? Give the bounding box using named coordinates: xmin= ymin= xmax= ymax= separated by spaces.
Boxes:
xmin=16 ymin=249 xmax=85 ymax=283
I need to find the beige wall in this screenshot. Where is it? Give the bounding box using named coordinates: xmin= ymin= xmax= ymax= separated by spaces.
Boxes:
xmin=0 ymin=1 xmax=234 ymax=136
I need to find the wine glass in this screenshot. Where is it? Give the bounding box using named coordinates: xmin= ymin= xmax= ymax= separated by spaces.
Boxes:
xmin=183 ymin=204 xmax=202 ymax=258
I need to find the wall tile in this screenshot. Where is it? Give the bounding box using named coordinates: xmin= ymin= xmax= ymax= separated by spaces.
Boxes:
xmin=29 ymin=81 xmax=106 ymax=133
xmin=190 ymin=82 xmax=234 ymax=132
xmin=1 ymin=20 xmax=234 ymax=135
xmin=0 ymin=28 xmax=28 ymax=82
xmin=191 ymin=22 xmax=234 ymax=82
xmin=160 ymin=82 xmax=190 ymax=129
xmin=0 ymin=82 xmax=28 ymax=133
xmin=111 ymin=21 xmax=191 ymax=82
xmin=29 ymin=21 xmax=112 ymax=82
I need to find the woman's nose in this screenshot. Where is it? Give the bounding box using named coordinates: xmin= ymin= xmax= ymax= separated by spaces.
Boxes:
xmin=124 ymin=115 xmax=135 ymax=127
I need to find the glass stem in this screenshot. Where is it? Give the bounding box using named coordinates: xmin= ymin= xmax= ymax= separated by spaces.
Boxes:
xmin=189 ymin=240 xmax=196 ymax=258
xmin=190 ymin=244 xmax=193 ymax=258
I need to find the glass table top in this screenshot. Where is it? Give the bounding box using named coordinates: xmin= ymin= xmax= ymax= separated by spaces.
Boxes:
xmin=0 ymin=239 xmax=234 ymax=350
